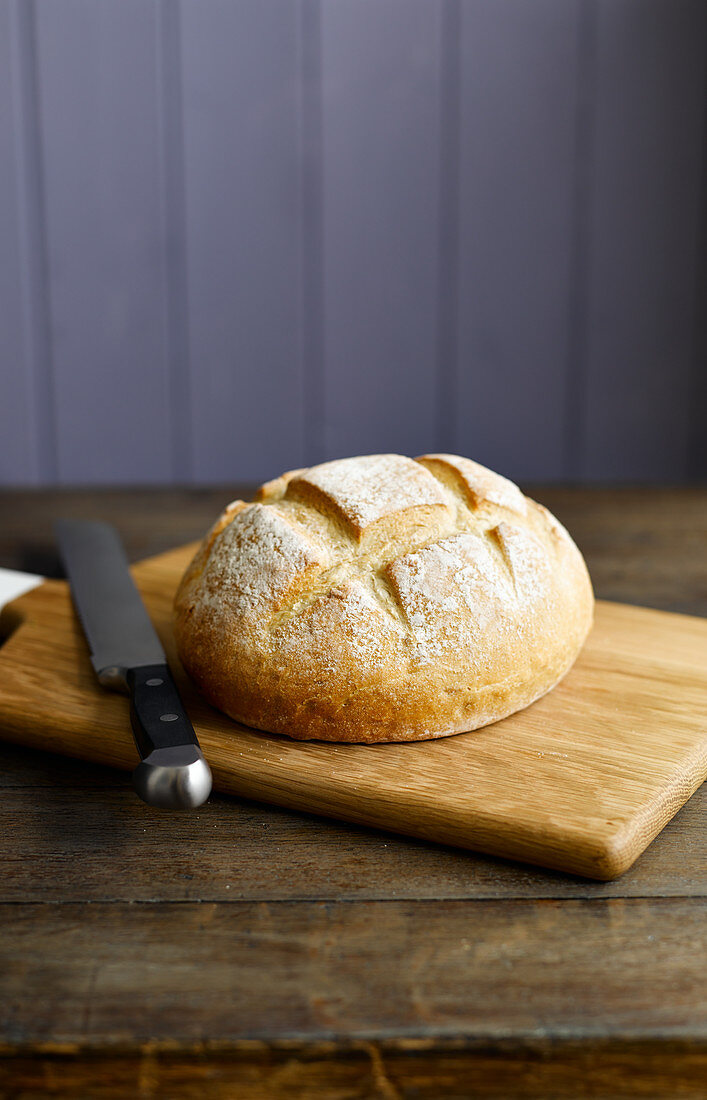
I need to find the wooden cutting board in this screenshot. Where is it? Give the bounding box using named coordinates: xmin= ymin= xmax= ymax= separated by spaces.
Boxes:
xmin=1 ymin=542 xmax=706 ymax=880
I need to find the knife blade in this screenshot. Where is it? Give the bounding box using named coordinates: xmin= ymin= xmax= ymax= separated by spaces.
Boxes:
xmin=55 ymin=519 xmax=212 ymax=810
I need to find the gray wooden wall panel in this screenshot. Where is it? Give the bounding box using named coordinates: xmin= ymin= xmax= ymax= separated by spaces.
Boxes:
xmin=0 ymin=0 xmax=705 ymax=487
xmin=320 ymin=0 xmax=442 ymax=461
xmin=455 ymin=0 xmax=582 ymax=483
xmin=180 ymin=0 xmax=304 ymax=483
xmin=0 ymin=0 xmax=37 ymax=483
xmin=580 ymin=0 xmax=707 ymax=482
xmin=34 ymin=0 xmax=172 ymax=484
xmin=156 ymin=0 xmax=191 ymax=483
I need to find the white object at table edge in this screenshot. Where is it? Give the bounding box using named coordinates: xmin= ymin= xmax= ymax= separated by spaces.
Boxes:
xmin=0 ymin=568 xmax=43 ymax=612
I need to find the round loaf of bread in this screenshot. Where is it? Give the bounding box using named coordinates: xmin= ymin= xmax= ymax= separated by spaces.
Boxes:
xmin=174 ymin=453 xmax=593 ymax=743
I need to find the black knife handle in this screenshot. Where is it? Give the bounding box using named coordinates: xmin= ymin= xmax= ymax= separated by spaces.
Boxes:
xmin=126 ymin=664 xmax=211 ymax=810
xmin=127 ymin=664 xmax=199 ymax=757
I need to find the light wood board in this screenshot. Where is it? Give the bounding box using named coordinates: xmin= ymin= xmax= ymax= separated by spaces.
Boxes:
xmin=1 ymin=543 xmax=706 ymax=880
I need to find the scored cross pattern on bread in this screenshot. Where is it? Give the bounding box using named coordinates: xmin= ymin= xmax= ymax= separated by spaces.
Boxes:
xmin=174 ymin=454 xmax=593 ymax=743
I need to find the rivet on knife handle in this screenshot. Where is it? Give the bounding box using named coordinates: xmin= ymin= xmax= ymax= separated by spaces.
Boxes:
xmin=55 ymin=519 xmax=212 ymax=810
xmin=127 ymin=664 xmax=212 ymax=810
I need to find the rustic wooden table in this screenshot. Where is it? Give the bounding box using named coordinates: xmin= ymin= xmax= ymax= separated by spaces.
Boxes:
xmin=1 ymin=487 xmax=706 ymax=1099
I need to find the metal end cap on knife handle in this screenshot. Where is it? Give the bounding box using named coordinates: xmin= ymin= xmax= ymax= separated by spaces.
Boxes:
xmin=132 ymin=745 xmax=213 ymax=810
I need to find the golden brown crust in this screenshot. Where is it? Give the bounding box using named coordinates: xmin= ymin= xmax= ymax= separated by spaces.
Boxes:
xmin=174 ymin=454 xmax=594 ymax=742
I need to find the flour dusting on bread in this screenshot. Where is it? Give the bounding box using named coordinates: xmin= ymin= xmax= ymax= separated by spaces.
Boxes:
xmin=174 ymin=453 xmax=593 ymax=742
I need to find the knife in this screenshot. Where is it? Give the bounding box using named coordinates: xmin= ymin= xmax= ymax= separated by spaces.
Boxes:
xmin=55 ymin=519 xmax=212 ymax=810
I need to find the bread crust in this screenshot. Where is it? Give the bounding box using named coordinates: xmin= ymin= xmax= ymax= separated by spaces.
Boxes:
xmin=174 ymin=454 xmax=594 ymax=742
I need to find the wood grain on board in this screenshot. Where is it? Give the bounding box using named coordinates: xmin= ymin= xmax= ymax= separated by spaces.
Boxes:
xmin=2 ymin=542 xmax=707 ymax=880
xmin=2 ymin=486 xmax=707 ymax=1096
xmin=1 ymin=737 xmax=706 ymax=903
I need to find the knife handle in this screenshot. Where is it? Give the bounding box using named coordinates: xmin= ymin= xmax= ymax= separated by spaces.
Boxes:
xmin=126 ymin=664 xmax=212 ymax=810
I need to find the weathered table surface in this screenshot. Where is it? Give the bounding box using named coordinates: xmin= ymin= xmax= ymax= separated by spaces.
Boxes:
xmin=1 ymin=486 xmax=706 ymax=1099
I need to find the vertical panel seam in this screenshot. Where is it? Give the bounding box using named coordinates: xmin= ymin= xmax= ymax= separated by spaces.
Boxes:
xmin=564 ymin=0 xmax=598 ymax=482
xmin=157 ymin=0 xmax=192 ymax=483
xmin=299 ymin=0 xmax=325 ymax=466
xmin=11 ymin=0 xmax=57 ymax=484
xmin=686 ymin=5 xmax=707 ymax=482
xmin=436 ymin=0 xmax=461 ymax=454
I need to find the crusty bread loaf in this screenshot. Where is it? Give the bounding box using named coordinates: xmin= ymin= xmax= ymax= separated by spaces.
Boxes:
xmin=173 ymin=454 xmax=594 ymax=742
